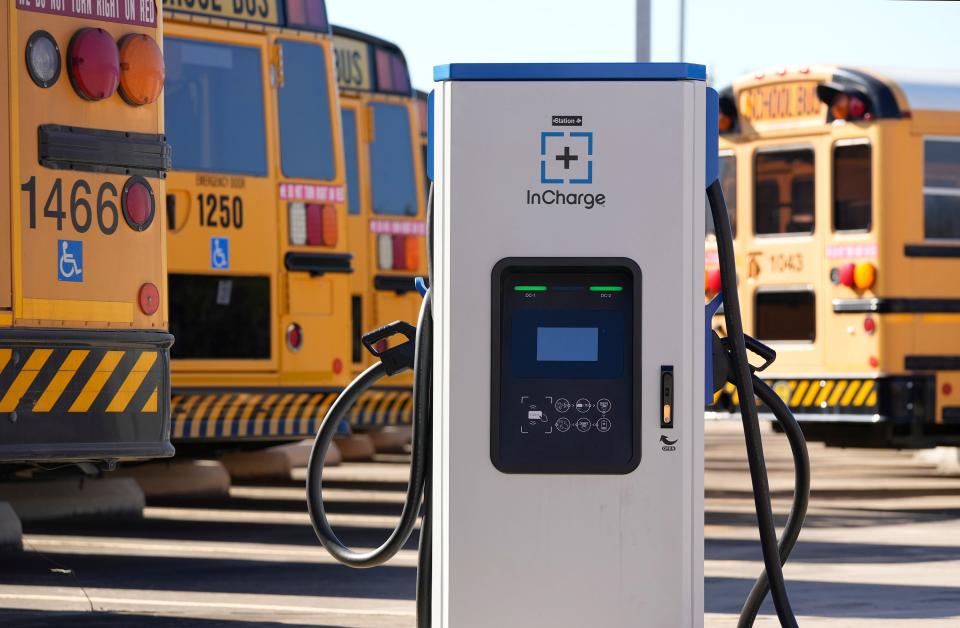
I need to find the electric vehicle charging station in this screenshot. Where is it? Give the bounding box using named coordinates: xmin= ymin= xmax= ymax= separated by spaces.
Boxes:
xmin=307 ymin=61 xmax=807 ymax=628
xmin=431 ymin=63 xmax=706 ymax=627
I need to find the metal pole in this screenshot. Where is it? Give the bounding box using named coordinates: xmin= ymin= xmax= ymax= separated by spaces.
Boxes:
xmin=636 ymin=0 xmax=651 ymax=62
xmin=679 ymin=0 xmax=686 ymax=62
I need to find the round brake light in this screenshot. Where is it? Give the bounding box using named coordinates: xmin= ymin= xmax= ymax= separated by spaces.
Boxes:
xmin=25 ymin=31 xmax=61 ymax=88
xmin=286 ymin=323 xmax=303 ymax=352
xmin=118 ymin=34 xmax=165 ymax=106
xmin=122 ymin=177 xmax=156 ymax=231
xmin=838 ymin=263 xmax=856 ymax=289
xmin=67 ymin=28 xmax=119 ymax=101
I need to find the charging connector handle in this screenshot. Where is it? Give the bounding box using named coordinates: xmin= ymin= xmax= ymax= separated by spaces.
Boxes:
xmin=707 ymin=179 xmax=800 ymax=627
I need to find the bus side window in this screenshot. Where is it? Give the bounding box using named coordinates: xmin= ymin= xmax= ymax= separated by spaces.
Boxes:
xmin=833 ymin=143 xmax=872 ymax=232
xmin=754 ymin=148 xmax=815 ymax=236
xmin=706 ymin=154 xmax=736 ymax=238
xmin=342 ymin=108 xmax=361 ymax=215
xmin=278 ymin=40 xmax=336 ymax=181
xmin=923 ymin=138 xmax=960 ymax=240
xmin=369 ymin=103 xmax=417 ymax=216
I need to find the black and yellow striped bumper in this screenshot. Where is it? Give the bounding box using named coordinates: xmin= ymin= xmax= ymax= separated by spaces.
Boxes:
xmin=171 ymin=387 xmax=413 ymax=441
xmin=0 ymin=329 xmax=174 ymax=463
xmin=712 ymin=376 xmax=933 ymax=423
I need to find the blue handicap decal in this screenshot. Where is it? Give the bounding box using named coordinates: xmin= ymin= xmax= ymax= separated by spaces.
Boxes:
xmin=57 ymin=240 xmax=83 ymax=282
xmin=211 ymin=237 xmax=230 ymax=270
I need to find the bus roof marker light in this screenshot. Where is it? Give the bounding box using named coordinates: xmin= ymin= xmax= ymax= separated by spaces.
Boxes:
xmin=25 ymin=30 xmax=61 ymax=88
xmin=67 ymin=28 xmax=120 ymax=101
xmin=118 ymin=34 xmax=165 ymax=106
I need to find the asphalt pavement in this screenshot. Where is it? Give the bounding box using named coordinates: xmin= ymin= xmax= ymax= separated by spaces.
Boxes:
xmin=2 ymin=422 xmax=960 ymax=626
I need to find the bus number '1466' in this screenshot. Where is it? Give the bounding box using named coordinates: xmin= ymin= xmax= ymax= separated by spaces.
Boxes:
xmin=198 ymin=194 xmax=244 ymax=229
xmin=21 ymin=176 xmax=123 ymax=236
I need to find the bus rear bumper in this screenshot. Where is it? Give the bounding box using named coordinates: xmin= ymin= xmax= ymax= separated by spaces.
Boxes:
xmin=169 ymin=386 xmax=413 ymax=446
xmin=0 ymin=329 xmax=174 ymax=464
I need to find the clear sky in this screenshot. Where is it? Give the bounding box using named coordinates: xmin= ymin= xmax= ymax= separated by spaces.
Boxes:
xmin=326 ymin=0 xmax=960 ymax=91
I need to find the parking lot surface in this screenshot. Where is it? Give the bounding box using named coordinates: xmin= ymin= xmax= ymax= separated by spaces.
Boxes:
xmin=2 ymin=422 xmax=960 ymax=626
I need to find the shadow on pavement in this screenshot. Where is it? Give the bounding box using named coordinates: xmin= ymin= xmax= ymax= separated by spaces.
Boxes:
xmin=0 ymin=611 xmax=344 ymax=628
xmin=708 ymin=576 xmax=960 ymax=619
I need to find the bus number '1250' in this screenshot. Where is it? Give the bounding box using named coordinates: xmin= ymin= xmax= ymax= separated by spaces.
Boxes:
xmin=198 ymin=193 xmax=244 ymax=229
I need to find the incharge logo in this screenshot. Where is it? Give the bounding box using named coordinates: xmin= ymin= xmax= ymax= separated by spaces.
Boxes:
xmin=526 ymin=123 xmax=607 ymax=210
xmin=526 ymin=189 xmax=605 ymax=210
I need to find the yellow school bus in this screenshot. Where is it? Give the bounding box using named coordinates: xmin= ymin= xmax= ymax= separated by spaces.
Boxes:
xmin=1 ymin=1 xmax=172 ymax=464
xmin=163 ymin=1 xmax=407 ymax=446
xmin=334 ymin=25 xmax=426 ymax=427
xmin=709 ymin=65 xmax=960 ymax=448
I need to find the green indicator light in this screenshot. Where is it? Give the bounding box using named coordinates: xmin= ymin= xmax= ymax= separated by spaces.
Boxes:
xmin=590 ymin=286 xmax=623 ymax=292
xmin=514 ymin=285 xmax=547 ymax=291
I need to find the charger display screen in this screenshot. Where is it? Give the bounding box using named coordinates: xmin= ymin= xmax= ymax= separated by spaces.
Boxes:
xmin=536 ymin=327 xmax=598 ymax=362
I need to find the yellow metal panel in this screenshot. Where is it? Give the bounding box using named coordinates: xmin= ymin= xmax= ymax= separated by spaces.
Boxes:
xmin=0 ymin=312 xmax=11 ymax=325
xmin=68 ymin=351 xmax=124 ymax=413
xmin=21 ymin=298 xmax=134 ymax=324
xmin=0 ymin=349 xmax=52 ymax=412
xmin=0 ymin=349 xmax=10 ymax=371
xmin=0 ymin=2 xmax=9 ymax=310
xmin=334 ymin=35 xmax=373 ymax=91
xmin=33 ymin=349 xmax=90 ymax=412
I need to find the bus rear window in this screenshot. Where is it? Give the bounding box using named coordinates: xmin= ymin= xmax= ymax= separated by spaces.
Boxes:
xmin=834 ymin=143 xmax=871 ymax=231
xmin=755 ymin=290 xmax=816 ymax=342
xmin=165 ymin=38 xmax=267 ymax=176
xmin=169 ymin=275 xmax=271 ymax=360
xmin=754 ymin=149 xmax=815 ymax=235
xmin=278 ymin=40 xmax=336 ymax=181
xmin=706 ymin=154 xmax=737 ymax=237
xmin=924 ymin=138 xmax=960 ymax=239
xmin=370 ymin=103 xmax=417 ymax=216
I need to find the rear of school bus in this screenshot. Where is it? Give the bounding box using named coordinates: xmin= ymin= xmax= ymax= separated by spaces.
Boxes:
xmin=1 ymin=1 xmax=172 ymax=464
xmin=162 ymin=1 xmax=354 ymax=448
xmin=712 ymin=65 xmax=960 ymax=448
xmin=334 ymin=26 xmax=427 ymax=429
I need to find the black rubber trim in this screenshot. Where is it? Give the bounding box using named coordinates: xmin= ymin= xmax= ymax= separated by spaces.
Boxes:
xmin=944 ymin=407 xmax=960 ymax=424
xmin=905 ymin=356 xmax=960 ymax=371
xmin=833 ymin=298 xmax=960 ymax=314
xmin=284 ymin=252 xmax=353 ymax=276
xmin=0 ymin=327 xmax=174 ymax=349
xmin=38 ymin=125 xmax=171 ymax=178
xmin=905 ymin=244 xmax=960 ymax=258
xmin=374 ymin=275 xmax=418 ymax=294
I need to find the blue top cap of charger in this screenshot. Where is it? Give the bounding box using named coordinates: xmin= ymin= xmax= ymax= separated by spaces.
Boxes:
xmin=434 ymin=62 xmax=706 ymax=82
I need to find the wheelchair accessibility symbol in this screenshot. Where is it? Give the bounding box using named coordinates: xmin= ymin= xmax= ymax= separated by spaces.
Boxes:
xmin=211 ymin=237 xmax=230 ymax=270
xmin=57 ymin=240 xmax=83 ymax=283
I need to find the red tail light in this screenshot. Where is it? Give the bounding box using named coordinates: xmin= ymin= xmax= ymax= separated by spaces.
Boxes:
xmin=705 ymin=268 xmax=722 ymax=296
xmin=392 ymin=235 xmax=408 ymax=270
xmin=122 ymin=177 xmax=156 ymax=231
xmin=305 ymin=204 xmax=337 ymax=246
xmin=838 ymin=263 xmax=856 ymax=289
xmin=863 ymin=317 xmax=876 ymax=335
xmin=286 ymin=323 xmax=303 ymax=352
xmin=67 ymin=28 xmax=119 ymax=101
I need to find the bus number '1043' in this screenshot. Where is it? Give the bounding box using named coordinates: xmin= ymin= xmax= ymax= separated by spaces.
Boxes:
xmin=21 ymin=176 xmax=123 ymax=236
xmin=198 ymin=193 xmax=244 ymax=229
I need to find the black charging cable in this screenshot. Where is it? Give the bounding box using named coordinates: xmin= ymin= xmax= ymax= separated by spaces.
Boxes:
xmin=708 ymin=179 xmax=801 ymax=627
xmin=737 ymin=374 xmax=809 ymax=627
xmin=306 ymin=186 xmax=436 ymax=628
